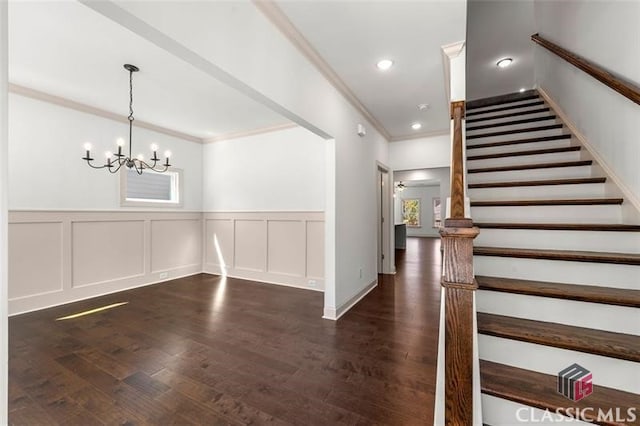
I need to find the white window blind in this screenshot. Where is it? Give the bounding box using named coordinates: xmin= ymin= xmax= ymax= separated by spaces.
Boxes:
xmin=121 ymin=169 xmax=181 ymax=206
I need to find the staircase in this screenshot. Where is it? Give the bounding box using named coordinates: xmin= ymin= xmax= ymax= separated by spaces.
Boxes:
xmin=465 ymin=90 xmax=640 ymax=425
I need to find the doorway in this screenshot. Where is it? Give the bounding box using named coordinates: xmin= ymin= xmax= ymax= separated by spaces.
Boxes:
xmin=377 ymin=165 xmax=390 ymax=274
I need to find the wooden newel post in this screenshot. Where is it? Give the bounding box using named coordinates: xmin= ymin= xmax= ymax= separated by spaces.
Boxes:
xmin=440 ymin=100 xmax=479 ymax=425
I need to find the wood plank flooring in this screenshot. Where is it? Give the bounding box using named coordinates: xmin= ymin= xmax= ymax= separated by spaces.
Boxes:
xmin=8 ymin=237 xmax=442 ymax=425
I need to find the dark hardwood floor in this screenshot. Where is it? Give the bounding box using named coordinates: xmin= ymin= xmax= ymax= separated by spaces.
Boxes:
xmin=8 ymin=237 xmax=442 ymax=425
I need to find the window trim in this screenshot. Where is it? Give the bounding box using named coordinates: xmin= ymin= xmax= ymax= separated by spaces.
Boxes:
xmin=119 ymin=168 xmax=184 ymax=208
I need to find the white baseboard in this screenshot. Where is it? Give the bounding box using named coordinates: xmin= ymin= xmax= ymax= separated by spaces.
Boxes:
xmin=202 ymin=263 xmax=323 ymax=292
xmin=323 ymin=278 xmax=378 ymax=321
xmin=9 ymin=265 xmax=202 ymax=316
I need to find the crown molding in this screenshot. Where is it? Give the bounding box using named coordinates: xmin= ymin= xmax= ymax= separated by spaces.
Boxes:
xmin=9 ymin=83 xmax=203 ymax=143
xmin=389 ymin=128 xmax=449 ymax=142
xmin=253 ymin=0 xmax=392 ymax=141
xmin=204 ymin=122 xmax=298 ymax=143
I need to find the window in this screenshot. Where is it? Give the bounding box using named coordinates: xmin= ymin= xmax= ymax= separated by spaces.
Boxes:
xmin=120 ymin=168 xmax=182 ymax=207
xmin=433 ymin=197 xmax=443 ymax=228
xmin=401 ymin=198 xmax=421 ymax=227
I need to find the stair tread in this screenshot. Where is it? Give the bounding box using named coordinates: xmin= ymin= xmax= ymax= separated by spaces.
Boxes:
xmin=467 ymin=124 xmax=563 ymax=140
xmin=467 ymin=100 xmax=545 ymax=117
xmin=474 ymin=246 xmax=640 ymax=265
xmin=478 ymin=313 xmax=640 ymax=362
xmin=467 ymin=134 xmax=571 ymax=150
xmin=467 ymin=115 xmax=557 ymax=132
xmin=467 ymin=146 xmax=580 ymax=161
xmin=468 ymin=160 xmax=592 ymax=173
xmin=471 ymin=198 xmax=623 ymax=207
xmin=480 ymin=360 xmax=640 ymax=425
xmin=469 ymin=177 xmax=606 ymax=188
xmin=466 ymin=107 xmax=551 ymax=124
xmin=477 ymin=275 xmax=640 ymax=308
xmin=475 ymin=222 xmax=640 ymax=231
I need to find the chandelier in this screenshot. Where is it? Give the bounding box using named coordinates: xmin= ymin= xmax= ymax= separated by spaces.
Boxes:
xmin=82 ymin=64 xmax=172 ymax=174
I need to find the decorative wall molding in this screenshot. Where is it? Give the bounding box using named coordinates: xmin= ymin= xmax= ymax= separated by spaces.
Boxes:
xmin=253 ymin=0 xmax=392 ymax=141
xmin=538 ymin=87 xmax=640 ymax=217
xmin=9 ymin=83 xmax=203 ymax=143
xmin=8 ymin=210 xmax=202 ymax=315
xmin=202 ymin=211 xmax=325 ymax=292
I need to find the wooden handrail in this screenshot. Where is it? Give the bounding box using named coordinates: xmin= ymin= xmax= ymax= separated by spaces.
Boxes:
xmin=440 ymin=99 xmax=479 ymax=425
xmin=531 ymin=34 xmax=640 ymax=106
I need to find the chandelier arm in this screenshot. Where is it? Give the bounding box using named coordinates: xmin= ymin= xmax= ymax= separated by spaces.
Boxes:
xmin=85 ymin=160 xmax=110 ymax=170
xmin=109 ymin=161 xmax=124 ymax=174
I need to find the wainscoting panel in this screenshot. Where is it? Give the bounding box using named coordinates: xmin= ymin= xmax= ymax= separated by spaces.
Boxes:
xmin=151 ymin=219 xmax=202 ymax=273
xmin=306 ymin=220 xmax=325 ymax=280
xmin=72 ymin=220 xmax=145 ymax=287
xmin=234 ymin=220 xmax=267 ymax=272
xmin=203 ymin=212 xmax=324 ymax=291
xmin=8 ymin=222 xmax=64 ymax=300
xmin=8 ymin=211 xmax=203 ymax=315
xmin=268 ymin=220 xmax=305 ymax=277
xmin=205 ymin=219 xmax=234 ymax=270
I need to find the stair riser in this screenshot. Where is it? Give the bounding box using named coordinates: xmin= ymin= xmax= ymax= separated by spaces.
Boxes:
xmin=467 ymin=118 xmax=559 ymax=136
xmin=469 ymin=99 xmax=544 ymax=116
xmin=470 ymin=183 xmax=605 ymax=201
xmin=475 ymin=228 xmax=640 ymax=253
xmin=468 ymin=165 xmax=593 ymax=184
xmin=481 ymin=395 xmax=593 ymax=426
xmin=479 ymin=335 xmax=640 ymax=394
xmin=474 ymin=256 xmax=638 ymax=289
xmin=477 ymin=290 xmax=640 ymax=335
xmin=466 ymin=110 xmax=552 ymax=127
xmin=468 ymin=127 xmax=565 ymax=144
xmin=466 ymin=138 xmax=574 ymax=155
xmin=468 ymin=150 xmax=582 ymax=169
xmin=471 ymin=205 xmax=621 ymax=223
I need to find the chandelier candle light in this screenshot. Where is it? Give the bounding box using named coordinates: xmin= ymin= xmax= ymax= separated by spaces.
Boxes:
xmin=82 ymin=64 xmax=172 ymax=174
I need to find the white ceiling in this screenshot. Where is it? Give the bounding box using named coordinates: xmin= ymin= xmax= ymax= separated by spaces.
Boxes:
xmin=276 ymin=0 xmax=466 ymax=140
xmin=8 ymin=0 xmax=290 ymax=140
xmin=466 ymin=0 xmax=536 ymax=101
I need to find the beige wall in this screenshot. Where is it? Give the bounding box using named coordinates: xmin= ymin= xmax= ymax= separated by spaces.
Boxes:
xmin=203 ymin=212 xmax=324 ymax=291
xmin=9 ymin=210 xmax=325 ymax=315
xmin=8 ymin=211 xmax=202 ymax=315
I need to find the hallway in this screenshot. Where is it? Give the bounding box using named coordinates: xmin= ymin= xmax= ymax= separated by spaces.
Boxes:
xmin=8 ymin=237 xmax=442 ymax=425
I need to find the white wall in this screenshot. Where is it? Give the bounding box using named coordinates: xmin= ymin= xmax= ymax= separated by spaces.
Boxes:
xmin=91 ymin=1 xmax=391 ymax=319
xmin=8 ymin=94 xmax=203 ymax=211
xmin=395 ymin=185 xmax=441 ymax=237
xmin=534 ymin=0 xmax=640 ymax=208
xmin=202 ymin=126 xmax=325 ymax=211
xmin=389 ymin=133 xmax=451 ymax=171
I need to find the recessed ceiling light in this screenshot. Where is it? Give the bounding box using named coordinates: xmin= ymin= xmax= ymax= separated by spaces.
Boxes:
xmin=411 ymin=123 xmax=422 ymax=130
xmin=376 ymin=59 xmax=394 ymax=71
xmin=418 ymin=103 xmax=430 ymax=111
xmin=519 ymin=88 xmax=526 ymax=93
xmin=497 ymin=58 xmax=513 ymax=68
